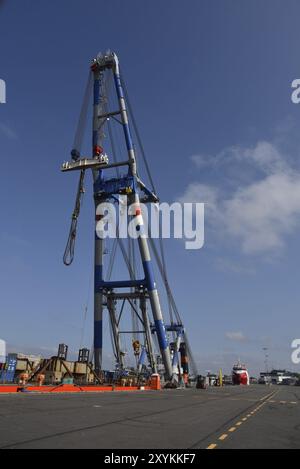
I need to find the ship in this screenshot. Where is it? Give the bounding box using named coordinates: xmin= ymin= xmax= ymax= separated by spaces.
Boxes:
xmin=232 ymin=361 xmax=249 ymax=385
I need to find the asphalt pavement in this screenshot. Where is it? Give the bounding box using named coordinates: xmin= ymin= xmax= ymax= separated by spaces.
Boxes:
xmin=0 ymin=384 xmax=299 ymax=449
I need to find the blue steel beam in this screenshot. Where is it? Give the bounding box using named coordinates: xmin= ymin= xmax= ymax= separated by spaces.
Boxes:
xmin=89 ymin=52 xmax=173 ymax=379
xmin=92 ymin=67 xmax=104 ymax=372
xmin=112 ymin=53 xmax=173 ymax=380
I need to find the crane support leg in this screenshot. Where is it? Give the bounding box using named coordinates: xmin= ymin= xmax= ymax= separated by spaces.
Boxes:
xmin=93 ymin=68 xmax=104 ymax=373
xmin=107 ymin=295 xmax=124 ymax=369
xmin=112 ymin=57 xmax=173 ymax=380
xmin=94 ymin=227 xmax=104 ymax=373
xmin=140 ymin=295 xmax=157 ymax=374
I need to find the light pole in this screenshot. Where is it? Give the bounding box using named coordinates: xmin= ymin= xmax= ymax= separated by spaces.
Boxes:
xmin=263 ymin=347 xmax=269 ymax=374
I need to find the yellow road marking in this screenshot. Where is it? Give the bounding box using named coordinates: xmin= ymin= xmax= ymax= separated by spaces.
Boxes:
xmin=208 ymin=390 xmax=278 ymax=449
xmin=207 ymin=444 xmax=217 ymax=450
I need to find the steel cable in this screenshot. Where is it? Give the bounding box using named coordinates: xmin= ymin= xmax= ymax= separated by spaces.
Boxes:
xmin=63 ymin=170 xmax=85 ymax=265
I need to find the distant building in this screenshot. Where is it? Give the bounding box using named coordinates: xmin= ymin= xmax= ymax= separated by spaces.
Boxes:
xmin=259 ymin=369 xmax=297 ymax=385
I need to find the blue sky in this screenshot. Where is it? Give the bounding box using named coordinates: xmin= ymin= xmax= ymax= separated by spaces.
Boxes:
xmin=1 ymin=0 xmax=300 ymax=375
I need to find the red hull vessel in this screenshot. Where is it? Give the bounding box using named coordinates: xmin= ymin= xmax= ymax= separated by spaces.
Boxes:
xmin=232 ymin=362 xmax=249 ymax=385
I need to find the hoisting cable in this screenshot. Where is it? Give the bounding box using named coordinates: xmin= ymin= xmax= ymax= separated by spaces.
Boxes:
xmin=64 ymin=69 xmax=113 ymax=266
xmin=63 ymin=71 xmax=92 ymax=265
xmin=101 ymin=200 xmax=136 ymax=280
xmin=159 ymin=236 xmax=174 ymax=324
xmin=72 ymin=71 xmax=93 ymax=157
xmin=129 ymin=236 xmax=139 ymax=341
xmin=107 ymin=238 xmax=118 ymax=280
xmin=150 ymin=234 xmax=200 ymax=372
xmin=105 ymin=98 xmax=138 ymax=279
xmin=96 ymin=70 xmax=114 ymax=145
xmin=120 ymin=72 xmax=157 ymax=196
xmin=109 ymin=315 xmax=118 ymax=361
xmin=116 ymin=227 xmax=136 ymax=279
xmin=148 ymin=218 xmax=199 ymax=373
xmin=120 ymin=77 xmax=198 ymax=373
xmin=148 ymin=234 xmax=199 ymax=375
xmin=184 ymin=335 xmax=199 ymax=377
xmin=63 ymin=170 xmax=85 ymax=265
xmin=121 ymin=73 xmax=183 ymax=343
xmin=79 ymin=265 xmax=93 ymax=349
xmin=154 ymin=201 xmax=175 ymax=325
xmin=107 ymin=117 xmax=120 ymax=178
xmin=147 ymin=233 xmax=182 ymax=324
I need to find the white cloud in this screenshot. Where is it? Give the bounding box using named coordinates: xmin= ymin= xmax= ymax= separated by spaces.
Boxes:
xmin=191 ymin=141 xmax=289 ymax=175
xmin=214 ymin=257 xmax=255 ymax=275
xmin=222 ymin=172 xmax=300 ymax=253
xmin=190 ymin=154 xmax=212 ymax=169
xmin=178 ymin=182 xmax=218 ymax=207
xmin=241 ymin=141 xmax=288 ymax=174
xmin=183 ymin=139 xmax=300 ymax=255
xmin=225 ymin=331 xmax=247 ymax=342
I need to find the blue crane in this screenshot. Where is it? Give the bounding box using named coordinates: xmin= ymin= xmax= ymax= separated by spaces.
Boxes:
xmin=61 ymin=51 xmax=197 ymax=385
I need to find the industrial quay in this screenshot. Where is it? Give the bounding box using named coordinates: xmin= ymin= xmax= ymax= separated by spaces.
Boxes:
xmin=1 ymin=50 xmax=300 ymax=452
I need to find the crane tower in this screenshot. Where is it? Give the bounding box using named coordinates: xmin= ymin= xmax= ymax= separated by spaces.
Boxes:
xmin=62 ymin=51 xmax=196 ymax=384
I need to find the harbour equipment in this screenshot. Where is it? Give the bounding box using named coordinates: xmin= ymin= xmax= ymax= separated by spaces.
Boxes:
xmin=27 ymin=344 xmax=101 ymax=385
xmin=62 ymin=51 xmax=197 ymax=385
